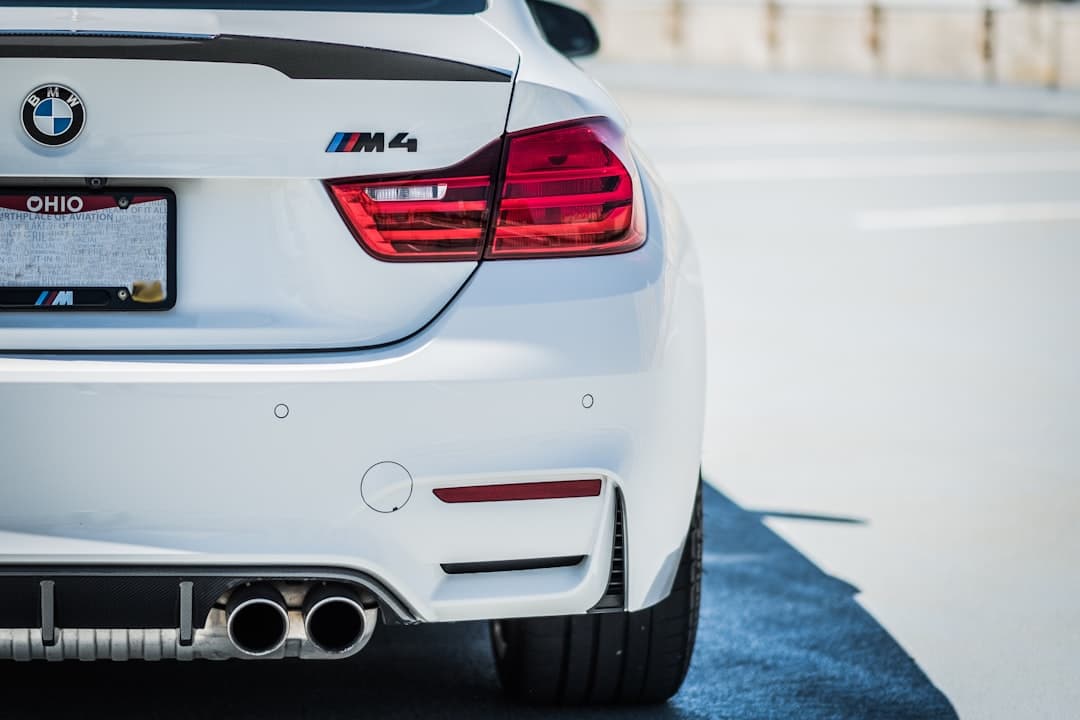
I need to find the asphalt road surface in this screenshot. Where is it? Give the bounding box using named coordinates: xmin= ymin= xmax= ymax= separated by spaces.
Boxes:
xmin=612 ymin=81 xmax=1080 ymax=718
xmin=0 ymin=484 xmax=954 ymax=719
xmin=6 ymin=81 xmax=1079 ymax=718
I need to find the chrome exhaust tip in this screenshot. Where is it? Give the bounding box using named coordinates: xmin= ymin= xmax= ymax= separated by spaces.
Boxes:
xmin=303 ymin=585 xmax=368 ymax=655
xmin=226 ymin=584 xmax=290 ymax=657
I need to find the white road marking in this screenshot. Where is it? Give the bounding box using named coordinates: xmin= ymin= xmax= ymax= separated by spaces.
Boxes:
xmin=635 ymin=128 xmax=915 ymax=148
xmin=856 ymin=202 xmax=1080 ymax=230
xmin=632 ymin=126 xmax=1052 ymax=149
xmin=657 ymin=151 xmax=1080 ymax=182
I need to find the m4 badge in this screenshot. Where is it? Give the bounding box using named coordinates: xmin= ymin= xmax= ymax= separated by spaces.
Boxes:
xmin=327 ymin=132 xmax=418 ymax=153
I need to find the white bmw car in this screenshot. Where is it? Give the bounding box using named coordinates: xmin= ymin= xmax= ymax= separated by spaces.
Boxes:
xmin=0 ymin=0 xmax=706 ymax=705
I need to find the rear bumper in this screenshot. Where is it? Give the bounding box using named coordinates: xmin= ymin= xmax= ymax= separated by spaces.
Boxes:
xmin=0 ymin=176 xmax=705 ymax=624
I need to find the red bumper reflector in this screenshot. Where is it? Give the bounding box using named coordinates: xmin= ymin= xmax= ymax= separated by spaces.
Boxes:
xmin=433 ymin=479 xmax=602 ymax=504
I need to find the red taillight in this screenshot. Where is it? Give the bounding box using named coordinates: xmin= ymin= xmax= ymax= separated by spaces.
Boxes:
xmin=327 ymin=142 xmax=500 ymax=262
xmin=327 ymin=119 xmax=644 ymax=262
xmin=490 ymin=119 xmax=645 ymax=259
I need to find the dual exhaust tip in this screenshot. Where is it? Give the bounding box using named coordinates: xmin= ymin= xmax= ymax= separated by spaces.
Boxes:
xmin=226 ymin=584 xmax=369 ymax=657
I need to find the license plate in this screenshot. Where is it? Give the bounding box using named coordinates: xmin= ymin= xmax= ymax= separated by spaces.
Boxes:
xmin=0 ymin=188 xmax=176 ymax=311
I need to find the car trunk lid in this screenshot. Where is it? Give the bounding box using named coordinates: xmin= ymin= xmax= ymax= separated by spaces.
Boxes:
xmin=0 ymin=7 xmax=517 ymax=351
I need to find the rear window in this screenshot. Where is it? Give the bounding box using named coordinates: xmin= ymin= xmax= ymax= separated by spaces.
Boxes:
xmin=0 ymin=1 xmax=486 ymax=12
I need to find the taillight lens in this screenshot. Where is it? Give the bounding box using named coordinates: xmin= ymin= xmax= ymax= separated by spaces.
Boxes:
xmin=489 ymin=119 xmax=645 ymax=259
xmin=327 ymin=142 xmax=499 ymax=262
xmin=327 ymin=119 xmax=644 ymax=262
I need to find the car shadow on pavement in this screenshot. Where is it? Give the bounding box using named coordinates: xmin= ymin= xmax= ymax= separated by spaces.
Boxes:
xmin=0 ymin=484 xmax=956 ymax=720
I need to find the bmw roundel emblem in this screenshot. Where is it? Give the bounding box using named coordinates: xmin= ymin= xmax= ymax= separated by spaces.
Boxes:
xmin=21 ymin=84 xmax=86 ymax=147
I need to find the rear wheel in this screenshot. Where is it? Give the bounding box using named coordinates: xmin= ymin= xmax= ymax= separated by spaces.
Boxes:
xmin=491 ymin=480 xmax=703 ymax=705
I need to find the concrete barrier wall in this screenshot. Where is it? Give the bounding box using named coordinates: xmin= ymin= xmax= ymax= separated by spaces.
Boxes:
xmin=580 ymin=0 xmax=681 ymax=62
xmin=683 ymin=3 xmax=772 ymax=69
xmin=994 ymin=4 xmax=1059 ymax=85
xmin=779 ymin=5 xmax=877 ymax=75
xmin=879 ymin=9 xmax=985 ymax=81
xmin=564 ymin=0 xmax=1080 ymax=90
xmin=1058 ymin=8 xmax=1080 ymax=88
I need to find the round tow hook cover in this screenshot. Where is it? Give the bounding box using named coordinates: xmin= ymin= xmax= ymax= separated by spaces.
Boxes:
xmin=361 ymin=462 xmax=413 ymax=514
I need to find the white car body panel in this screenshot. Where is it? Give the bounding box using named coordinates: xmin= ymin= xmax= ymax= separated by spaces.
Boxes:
xmin=0 ymin=0 xmax=705 ymax=637
xmin=0 ymin=178 xmax=479 ymax=351
xmin=0 ymin=7 xmax=519 ymax=75
xmin=0 ymin=9 xmax=518 ymax=351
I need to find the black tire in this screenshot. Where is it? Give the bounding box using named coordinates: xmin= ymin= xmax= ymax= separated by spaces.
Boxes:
xmin=491 ymin=479 xmax=703 ymax=705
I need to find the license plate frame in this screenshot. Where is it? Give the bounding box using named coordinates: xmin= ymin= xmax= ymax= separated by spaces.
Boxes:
xmin=0 ymin=187 xmax=177 ymax=312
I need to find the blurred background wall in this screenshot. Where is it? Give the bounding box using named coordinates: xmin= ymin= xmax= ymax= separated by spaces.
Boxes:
xmin=561 ymin=0 xmax=1080 ymax=89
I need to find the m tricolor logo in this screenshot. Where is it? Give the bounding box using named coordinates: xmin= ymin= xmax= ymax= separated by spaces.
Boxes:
xmin=36 ymin=291 xmax=75 ymax=307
